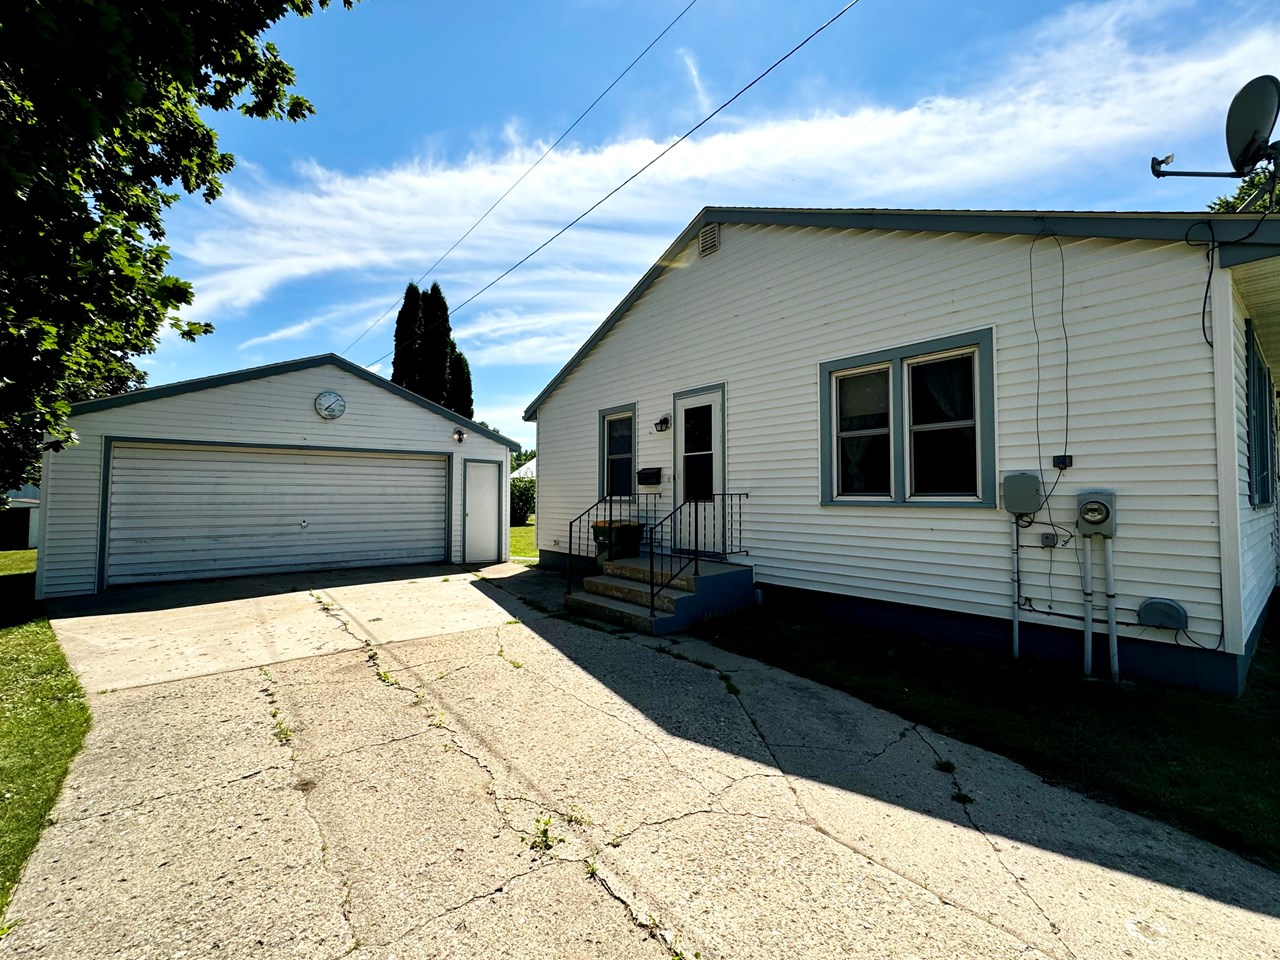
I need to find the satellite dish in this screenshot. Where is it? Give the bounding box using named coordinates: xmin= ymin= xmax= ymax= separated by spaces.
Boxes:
xmin=1226 ymin=75 xmax=1280 ymax=174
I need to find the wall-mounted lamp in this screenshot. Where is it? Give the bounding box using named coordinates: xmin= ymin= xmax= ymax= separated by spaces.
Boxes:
xmin=452 ymin=428 xmax=468 ymax=444
xmin=654 ymin=415 xmax=671 ymax=433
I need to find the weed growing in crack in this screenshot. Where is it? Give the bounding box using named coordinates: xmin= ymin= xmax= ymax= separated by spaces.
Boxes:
xmin=272 ymin=716 xmax=294 ymax=745
xmin=258 ymin=666 xmax=275 ymax=683
xmin=934 ymin=759 xmax=956 ymax=774
xmin=584 ymin=860 xmax=598 ymax=878
xmin=606 ymin=833 xmax=623 ymax=848
xmin=442 ymin=577 xmax=451 ymax=582
xmin=497 ymin=645 xmax=524 ymax=669
xmin=503 ymin=618 xmax=521 ymax=625
xmin=951 ymin=790 xmax=974 ymax=805
xmin=719 ymin=673 xmax=741 ymax=696
xmin=564 ymin=806 xmax=592 ymax=826
xmin=367 ymin=650 xmax=379 ymax=664
xmin=377 ymin=670 xmax=399 ymax=687
xmin=472 ymin=572 xmax=486 ymax=580
xmin=430 ymin=711 xmax=447 ymax=728
xmin=528 ymin=815 xmax=564 ymax=853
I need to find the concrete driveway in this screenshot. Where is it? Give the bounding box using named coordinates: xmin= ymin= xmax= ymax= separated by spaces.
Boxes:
xmin=4 ymin=564 xmax=1278 ymax=959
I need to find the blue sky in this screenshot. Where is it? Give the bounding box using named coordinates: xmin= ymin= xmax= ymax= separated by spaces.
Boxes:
xmin=152 ymin=0 xmax=1280 ymax=449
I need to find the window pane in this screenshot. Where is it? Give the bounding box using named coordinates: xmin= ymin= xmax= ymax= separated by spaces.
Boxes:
xmin=683 ymin=405 xmax=712 ymax=454
xmin=838 ymin=433 xmax=891 ymax=496
xmin=608 ymin=456 xmax=633 ymax=496
xmin=912 ymin=426 xmax=977 ymax=496
xmin=838 ymin=369 xmax=889 ymax=432
xmin=607 ymin=416 xmax=633 ymax=455
xmin=910 ymin=355 xmax=974 ymax=426
xmin=683 ymin=452 xmax=713 ymax=502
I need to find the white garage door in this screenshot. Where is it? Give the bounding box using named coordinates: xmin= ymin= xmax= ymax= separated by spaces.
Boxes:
xmin=105 ymin=443 xmax=449 ymax=585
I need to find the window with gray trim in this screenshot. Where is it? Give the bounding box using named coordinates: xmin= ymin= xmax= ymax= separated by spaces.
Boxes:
xmin=819 ymin=330 xmax=995 ymax=507
xmin=1246 ymin=318 xmax=1276 ymax=507
xmin=604 ymin=412 xmax=634 ymax=497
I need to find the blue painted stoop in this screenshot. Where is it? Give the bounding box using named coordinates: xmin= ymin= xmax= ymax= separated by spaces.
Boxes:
xmin=565 ymin=554 xmax=755 ymax=635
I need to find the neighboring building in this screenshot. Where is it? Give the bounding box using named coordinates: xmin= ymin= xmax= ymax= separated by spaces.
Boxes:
xmin=512 ymin=457 xmax=537 ymax=479
xmin=36 ymin=354 xmax=518 ymax=598
xmin=1 ymin=484 xmax=40 ymax=550
xmin=524 ymin=208 xmax=1280 ymax=695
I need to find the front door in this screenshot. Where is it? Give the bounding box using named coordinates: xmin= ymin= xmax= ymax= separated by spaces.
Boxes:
xmin=673 ymin=389 xmax=724 ymax=555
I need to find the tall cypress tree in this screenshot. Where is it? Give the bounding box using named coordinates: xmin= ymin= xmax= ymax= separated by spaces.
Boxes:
xmin=445 ymin=347 xmax=474 ymax=419
xmin=390 ymin=282 xmax=422 ymax=390
xmin=418 ymin=282 xmax=452 ymax=404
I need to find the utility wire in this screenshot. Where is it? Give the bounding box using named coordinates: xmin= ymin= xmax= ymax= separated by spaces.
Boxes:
xmin=341 ymin=0 xmax=700 ymax=357
xmin=366 ymin=0 xmax=864 ymax=368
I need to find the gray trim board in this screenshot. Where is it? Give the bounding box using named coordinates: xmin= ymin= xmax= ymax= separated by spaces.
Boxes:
xmin=818 ymin=329 xmax=996 ymax=508
xmin=598 ymin=403 xmax=638 ymax=500
xmin=523 ymin=207 xmax=1280 ymax=420
xmin=462 ymin=458 xmax=506 ymax=564
xmin=72 ymin=353 xmax=520 ymax=452
xmin=97 ymin=436 xmax=456 ymax=590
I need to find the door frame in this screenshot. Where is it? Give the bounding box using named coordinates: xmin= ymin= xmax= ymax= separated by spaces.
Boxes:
xmin=671 ymin=383 xmax=726 ymax=501
xmin=462 ymin=458 xmax=505 ymax=564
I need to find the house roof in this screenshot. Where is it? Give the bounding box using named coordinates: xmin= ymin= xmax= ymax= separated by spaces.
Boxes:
xmin=523 ymin=207 xmax=1280 ymax=421
xmin=71 ymin=353 xmax=521 ymax=452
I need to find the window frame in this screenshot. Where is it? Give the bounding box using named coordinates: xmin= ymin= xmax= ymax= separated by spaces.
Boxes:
xmin=819 ymin=329 xmax=995 ymax=507
xmin=1245 ymin=318 xmax=1276 ymax=508
xmin=598 ymin=403 xmax=637 ymax=499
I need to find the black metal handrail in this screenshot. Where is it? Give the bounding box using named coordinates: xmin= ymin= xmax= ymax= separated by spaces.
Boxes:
xmin=565 ymin=493 xmax=663 ymax=594
xmin=647 ymin=492 xmax=748 ymax=615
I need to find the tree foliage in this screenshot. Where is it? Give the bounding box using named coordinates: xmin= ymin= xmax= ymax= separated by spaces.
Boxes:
xmin=0 ymin=0 xmax=353 ymax=495
xmin=1209 ymin=168 xmax=1278 ymax=214
xmin=419 ymin=282 xmax=453 ymax=405
xmin=390 ymin=282 xmax=423 ymax=392
xmin=389 ymin=280 xmax=475 ymax=419
xmin=445 ymin=349 xmax=474 ymax=420
xmin=510 ymin=477 xmax=536 ymax=527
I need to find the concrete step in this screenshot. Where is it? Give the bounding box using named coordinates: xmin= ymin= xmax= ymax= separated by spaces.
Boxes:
xmin=582 ymin=574 xmax=694 ymax=615
xmin=603 ymin=555 xmax=752 ymax=593
xmin=564 ymin=592 xmax=686 ymax=636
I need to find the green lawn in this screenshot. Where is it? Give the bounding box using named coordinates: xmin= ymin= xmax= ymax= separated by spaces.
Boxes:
xmin=690 ymin=602 xmax=1280 ymax=872
xmin=0 ymin=550 xmax=90 ymax=921
xmin=510 ymin=516 xmax=536 ymax=558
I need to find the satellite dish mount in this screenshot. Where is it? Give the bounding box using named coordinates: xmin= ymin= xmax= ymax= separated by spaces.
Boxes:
xmin=1151 ymin=75 xmax=1280 ymax=199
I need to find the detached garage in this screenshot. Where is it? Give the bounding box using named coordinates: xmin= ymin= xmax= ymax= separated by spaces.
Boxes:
xmin=35 ymin=354 xmax=519 ymax=599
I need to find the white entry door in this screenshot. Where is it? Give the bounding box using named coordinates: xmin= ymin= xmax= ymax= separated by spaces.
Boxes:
xmin=464 ymin=460 xmax=502 ymax=563
xmin=673 ymin=390 xmax=724 ymax=555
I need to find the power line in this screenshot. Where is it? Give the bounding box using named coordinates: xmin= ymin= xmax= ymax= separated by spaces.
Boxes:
xmin=365 ymin=0 xmax=864 ymax=369
xmin=341 ymin=0 xmax=700 ymax=358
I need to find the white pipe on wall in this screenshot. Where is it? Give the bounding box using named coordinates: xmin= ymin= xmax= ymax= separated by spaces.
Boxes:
xmin=1082 ymin=534 xmax=1094 ymax=677
xmin=1104 ymin=536 xmax=1119 ymax=682
xmin=1011 ymin=518 xmax=1021 ymax=658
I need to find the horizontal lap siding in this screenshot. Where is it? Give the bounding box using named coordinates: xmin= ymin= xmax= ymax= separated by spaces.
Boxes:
xmin=538 ymin=225 xmax=1225 ymax=646
xmin=37 ymin=365 xmax=510 ymax=597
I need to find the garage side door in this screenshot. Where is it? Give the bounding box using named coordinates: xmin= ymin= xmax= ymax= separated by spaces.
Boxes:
xmin=106 ymin=444 xmax=448 ymax=585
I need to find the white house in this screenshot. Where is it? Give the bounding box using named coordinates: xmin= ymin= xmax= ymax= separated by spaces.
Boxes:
xmin=2 ymin=484 xmax=40 ymax=550
xmin=524 ymin=208 xmax=1280 ymax=695
xmin=36 ymin=354 xmax=518 ymax=598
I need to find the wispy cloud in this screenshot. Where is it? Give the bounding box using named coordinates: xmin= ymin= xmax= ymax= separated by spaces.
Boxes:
xmin=678 ymin=48 xmax=713 ymax=116
xmin=165 ymin=1 xmax=1280 ymax=378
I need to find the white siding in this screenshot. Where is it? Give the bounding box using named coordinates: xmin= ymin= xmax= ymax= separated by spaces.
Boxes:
xmin=1233 ymin=284 xmax=1278 ymax=645
xmin=37 ymin=364 xmax=510 ymax=598
xmin=537 ymin=224 xmax=1228 ymax=649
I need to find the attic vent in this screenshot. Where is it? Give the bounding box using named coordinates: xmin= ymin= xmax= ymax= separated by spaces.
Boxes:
xmin=698 ymin=223 xmax=721 ymax=257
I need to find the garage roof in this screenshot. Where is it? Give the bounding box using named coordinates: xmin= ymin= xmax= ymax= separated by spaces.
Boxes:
xmin=73 ymin=353 xmax=521 ymax=452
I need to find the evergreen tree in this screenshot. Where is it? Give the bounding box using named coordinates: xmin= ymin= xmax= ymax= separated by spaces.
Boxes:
xmin=390 ymin=282 xmax=421 ymax=390
xmin=1210 ymin=168 xmax=1278 ymax=213
xmin=445 ymin=348 xmax=474 ymax=419
xmin=418 ymin=282 xmax=453 ymax=403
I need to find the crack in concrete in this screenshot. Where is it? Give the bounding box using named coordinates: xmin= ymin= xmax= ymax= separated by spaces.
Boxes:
xmin=912 ymin=726 xmax=1078 ymax=960
xmin=56 ymin=765 xmax=289 ymax=825
xmin=382 ymin=861 xmax=552 ymax=946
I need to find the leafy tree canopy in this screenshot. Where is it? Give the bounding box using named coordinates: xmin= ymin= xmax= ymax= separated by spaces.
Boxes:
xmin=0 ymin=1 xmax=353 ymax=496
xmin=1209 ymin=168 xmax=1278 ymax=214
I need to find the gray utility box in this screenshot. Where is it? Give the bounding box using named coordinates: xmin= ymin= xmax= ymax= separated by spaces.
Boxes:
xmin=1002 ymin=472 xmax=1042 ymax=515
xmin=1077 ymin=490 xmax=1117 ymax=538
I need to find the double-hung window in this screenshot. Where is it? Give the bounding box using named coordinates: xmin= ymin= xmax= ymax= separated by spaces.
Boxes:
xmin=599 ymin=404 xmax=636 ymax=498
xmin=1246 ymin=318 xmax=1276 ymax=507
xmin=820 ymin=330 xmax=994 ymax=506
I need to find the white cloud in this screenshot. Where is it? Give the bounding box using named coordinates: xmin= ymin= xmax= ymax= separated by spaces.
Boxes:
xmin=167 ymin=1 xmax=1280 ymax=376
xmin=678 ymin=48 xmax=713 ymax=116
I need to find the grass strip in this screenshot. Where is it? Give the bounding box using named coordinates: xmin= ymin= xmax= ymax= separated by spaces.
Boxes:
xmin=0 ymin=551 xmax=91 ymax=919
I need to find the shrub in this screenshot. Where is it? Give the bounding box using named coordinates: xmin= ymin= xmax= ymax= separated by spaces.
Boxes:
xmin=510 ymin=477 xmax=536 ymax=526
